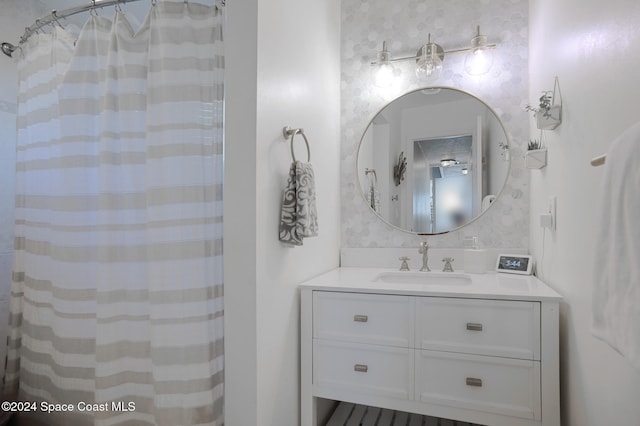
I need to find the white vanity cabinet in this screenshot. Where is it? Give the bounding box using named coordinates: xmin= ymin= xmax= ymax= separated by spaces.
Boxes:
xmin=300 ymin=268 xmax=562 ymax=426
xmin=312 ymin=292 xmax=415 ymax=402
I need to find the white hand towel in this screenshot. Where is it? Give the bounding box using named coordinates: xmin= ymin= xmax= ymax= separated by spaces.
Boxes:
xmin=279 ymin=161 xmax=318 ymax=246
xmin=592 ymin=121 xmax=640 ymax=371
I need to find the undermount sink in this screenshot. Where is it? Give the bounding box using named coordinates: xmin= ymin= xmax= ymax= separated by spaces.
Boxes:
xmin=374 ymin=271 xmax=472 ymax=286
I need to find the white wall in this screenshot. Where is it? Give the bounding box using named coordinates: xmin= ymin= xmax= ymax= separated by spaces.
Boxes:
xmin=529 ymin=1 xmax=640 ymax=424
xmin=223 ymin=1 xmax=259 ymax=424
xmin=224 ymin=1 xmax=341 ymax=425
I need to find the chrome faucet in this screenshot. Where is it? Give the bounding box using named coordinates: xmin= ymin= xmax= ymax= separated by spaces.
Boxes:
xmin=418 ymin=241 xmax=430 ymax=272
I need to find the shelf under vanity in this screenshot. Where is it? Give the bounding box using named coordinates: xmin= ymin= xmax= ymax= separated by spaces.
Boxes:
xmin=300 ymin=267 xmax=562 ymax=426
xmin=326 ymin=401 xmax=482 ymax=426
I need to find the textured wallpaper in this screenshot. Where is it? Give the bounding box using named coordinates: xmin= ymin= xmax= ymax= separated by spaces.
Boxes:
xmin=341 ymin=0 xmax=530 ymax=248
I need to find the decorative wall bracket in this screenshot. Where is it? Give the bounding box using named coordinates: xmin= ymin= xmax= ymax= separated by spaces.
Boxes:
xmin=525 ymin=149 xmax=547 ymax=169
xmin=527 ymin=76 xmax=562 ymax=130
xmin=525 ymin=138 xmax=547 ymax=169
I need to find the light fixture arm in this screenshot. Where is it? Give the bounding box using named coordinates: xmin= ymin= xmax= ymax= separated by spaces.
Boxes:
xmin=370 ymin=26 xmax=496 ymax=66
xmin=377 ymin=40 xmax=391 ymax=64
xmin=370 ymin=43 xmax=496 ymax=65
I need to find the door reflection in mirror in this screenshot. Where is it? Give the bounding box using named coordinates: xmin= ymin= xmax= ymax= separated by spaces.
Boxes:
xmin=356 ymin=87 xmax=510 ymax=235
xmin=413 ymin=135 xmax=474 ymax=233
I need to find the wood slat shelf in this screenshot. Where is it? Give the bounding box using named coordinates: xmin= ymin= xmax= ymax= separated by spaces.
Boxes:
xmin=326 ymin=402 xmax=484 ymax=426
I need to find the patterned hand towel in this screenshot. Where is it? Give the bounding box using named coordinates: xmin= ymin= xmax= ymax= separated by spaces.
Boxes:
xmin=365 ymin=171 xmax=380 ymax=213
xmin=279 ymin=161 xmax=319 ymax=245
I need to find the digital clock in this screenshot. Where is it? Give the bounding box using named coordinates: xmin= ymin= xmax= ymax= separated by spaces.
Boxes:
xmin=495 ymin=254 xmax=534 ymax=275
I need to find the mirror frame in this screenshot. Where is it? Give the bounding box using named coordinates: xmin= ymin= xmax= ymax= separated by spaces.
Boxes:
xmin=355 ymin=86 xmax=512 ymax=235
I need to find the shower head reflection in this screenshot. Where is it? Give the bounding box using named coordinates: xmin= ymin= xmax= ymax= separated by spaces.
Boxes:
xmin=2 ymin=42 xmax=18 ymax=58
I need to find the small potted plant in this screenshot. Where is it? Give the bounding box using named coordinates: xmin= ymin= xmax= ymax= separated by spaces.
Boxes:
xmin=524 ymin=139 xmax=547 ymax=169
xmin=526 ymin=91 xmax=561 ymax=130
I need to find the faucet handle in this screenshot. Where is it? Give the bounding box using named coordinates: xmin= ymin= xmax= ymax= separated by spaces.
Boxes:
xmin=399 ymin=256 xmax=410 ymax=271
xmin=442 ymin=257 xmax=455 ymax=272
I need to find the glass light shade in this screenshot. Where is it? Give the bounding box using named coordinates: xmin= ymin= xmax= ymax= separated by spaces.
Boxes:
xmin=374 ymin=41 xmax=394 ymax=87
xmin=464 ymin=31 xmax=494 ymax=76
xmin=415 ymin=44 xmax=443 ymax=82
xmin=464 ymin=48 xmax=493 ymax=75
xmin=374 ymin=63 xmax=395 ymax=87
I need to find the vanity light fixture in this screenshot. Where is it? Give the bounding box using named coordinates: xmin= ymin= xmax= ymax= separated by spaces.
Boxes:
xmin=372 ymin=26 xmax=496 ymax=84
xmin=440 ymin=158 xmax=459 ymax=167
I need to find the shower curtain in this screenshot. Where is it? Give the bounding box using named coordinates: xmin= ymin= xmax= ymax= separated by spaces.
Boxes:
xmin=3 ymin=2 xmax=224 ymax=425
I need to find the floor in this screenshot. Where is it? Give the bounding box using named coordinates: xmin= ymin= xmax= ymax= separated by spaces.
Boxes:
xmin=3 ymin=413 xmax=48 ymax=426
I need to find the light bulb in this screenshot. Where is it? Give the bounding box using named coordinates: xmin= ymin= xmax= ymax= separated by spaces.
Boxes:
xmin=373 ymin=41 xmax=395 ymax=88
xmin=415 ymin=41 xmax=443 ymax=82
xmin=464 ymin=48 xmax=493 ymax=75
xmin=464 ymin=27 xmax=494 ymax=76
xmin=374 ymin=63 xmax=394 ymax=87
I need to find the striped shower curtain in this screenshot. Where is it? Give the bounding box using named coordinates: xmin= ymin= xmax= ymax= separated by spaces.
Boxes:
xmin=3 ymin=2 xmax=224 ymax=425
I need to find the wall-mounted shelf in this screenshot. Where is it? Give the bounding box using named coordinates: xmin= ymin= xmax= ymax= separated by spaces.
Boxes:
xmin=528 ymin=77 xmax=562 ymax=130
xmin=535 ymin=106 xmax=561 ymax=130
xmin=525 ymin=149 xmax=547 ymax=169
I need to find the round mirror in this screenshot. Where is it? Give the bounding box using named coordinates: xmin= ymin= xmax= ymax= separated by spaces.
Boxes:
xmin=356 ymin=87 xmax=511 ymax=234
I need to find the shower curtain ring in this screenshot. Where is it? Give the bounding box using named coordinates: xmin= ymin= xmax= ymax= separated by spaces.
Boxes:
xmin=33 ymin=20 xmax=43 ymax=34
xmin=52 ymin=11 xmax=65 ymax=29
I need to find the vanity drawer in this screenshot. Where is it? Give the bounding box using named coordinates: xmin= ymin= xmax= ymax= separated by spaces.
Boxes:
xmin=313 ymin=291 xmax=414 ymax=347
xmin=313 ymin=339 xmax=413 ymax=400
xmin=415 ymin=349 xmax=541 ymax=420
xmin=416 ymin=297 xmax=540 ymax=360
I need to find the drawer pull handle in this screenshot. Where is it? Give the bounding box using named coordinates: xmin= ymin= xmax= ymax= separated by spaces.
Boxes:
xmin=353 ymin=315 xmax=369 ymax=323
xmin=466 ymin=377 xmax=483 ymax=387
xmin=466 ymin=322 xmax=483 ymax=331
xmin=354 ymin=364 xmax=368 ymax=373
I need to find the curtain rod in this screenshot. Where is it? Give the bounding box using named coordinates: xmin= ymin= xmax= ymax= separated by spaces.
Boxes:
xmin=18 ymin=0 xmax=146 ymax=44
xmin=2 ymin=0 xmax=225 ymax=57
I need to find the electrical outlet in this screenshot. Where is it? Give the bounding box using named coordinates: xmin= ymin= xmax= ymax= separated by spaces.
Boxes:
xmin=547 ymin=195 xmax=556 ymax=230
xmin=540 ymin=196 xmax=556 ymax=230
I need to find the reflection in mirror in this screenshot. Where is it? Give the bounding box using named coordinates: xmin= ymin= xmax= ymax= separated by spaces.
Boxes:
xmin=356 ymin=87 xmax=510 ymax=234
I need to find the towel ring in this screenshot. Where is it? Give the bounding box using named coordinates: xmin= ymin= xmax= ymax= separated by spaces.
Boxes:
xmin=282 ymin=126 xmax=311 ymax=162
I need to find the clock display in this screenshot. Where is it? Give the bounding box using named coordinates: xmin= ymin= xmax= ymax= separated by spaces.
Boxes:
xmin=496 ymin=255 xmax=533 ymax=275
xmin=505 ymin=259 xmax=522 ymax=269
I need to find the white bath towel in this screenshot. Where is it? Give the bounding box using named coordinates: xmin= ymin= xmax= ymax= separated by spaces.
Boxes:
xmin=592 ymin=121 xmax=640 ymax=371
xmin=279 ymin=161 xmax=319 ymax=246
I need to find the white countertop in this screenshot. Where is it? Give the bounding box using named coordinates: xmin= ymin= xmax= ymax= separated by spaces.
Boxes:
xmin=299 ymin=267 xmax=563 ymax=302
